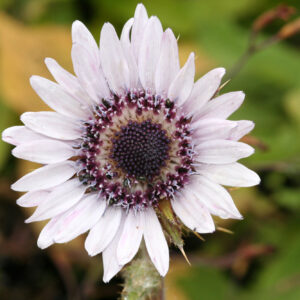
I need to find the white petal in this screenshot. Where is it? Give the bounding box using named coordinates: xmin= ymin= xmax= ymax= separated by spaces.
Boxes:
xmin=2 ymin=126 xmax=45 ymax=146
xmin=102 ymin=213 xmax=125 ymax=283
xmin=143 ymin=208 xmax=169 ymax=276
xmin=100 ymin=23 xmax=130 ymax=95
xmin=121 ymin=18 xmax=139 ymax=89
xmin=45 ymin=57 xmax=93 ymax=107
xmin=196 ymin=162 xmax=260 ymax=187
xmin=85 ymin=206 xmax=122 ymax=256
xmin=30 ymin=76 xmax=88 ymax=119
xmin=72 ymin=44 xmax=110 ymax=102
xmin=183 ymin=68 xmax=225 ymax=113
xmin=168 ymin=52 xmax=195 ymax=106
xmin=54 ymin=193 xmax=106 ymax=243
xmin=37 ymin=213 xmax=63 ymax=249
xmin=117 ymin=210 xmax=143 ymax=265
xmin=229 ymin=120 xmax=255 ymax=141
xmin=155 ymin=28 xmax=180 ymax=97
xmin=172 ymin=191 xmax=215 ymax=233
xmin=195 ymin=139 xmax=254 ymax=164
xmin=192 ymin=118 xmax=237 ymax=141
xmin=16 ymin=190 xmax=51 ymax=207
xmin=131 ymin=3 xmax=148 ymax=60
xmin=12 ymin=140 xmax=75 ymax=164
xmin=21 ymin=111 xmax=82 ymax=140
xmin=72 ymin=20 xmax=99 ymax=62
xmin=195 ymin=91 xmax=245 ymax=120
xmin=190 ymin=176 xmax=242 ymax=219
xmin=25 ymin=179 xmax=86 ymax=222
xmin=138 ymin=16 xmax=163 ymax=92
xmin=12 ymin=161 xmax=76 ymax=192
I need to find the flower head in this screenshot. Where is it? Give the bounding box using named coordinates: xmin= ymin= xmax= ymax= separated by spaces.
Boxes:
xmin=2 ymin=3 xmax=260 ymax=282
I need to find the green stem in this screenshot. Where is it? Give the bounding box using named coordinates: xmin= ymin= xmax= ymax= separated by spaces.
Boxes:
xmin=121 ymin=243 xmax=163 ymax=300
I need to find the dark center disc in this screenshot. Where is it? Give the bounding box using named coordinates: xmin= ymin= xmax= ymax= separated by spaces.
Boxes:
xmin=111 ymin=120 xmax=171 ymax=179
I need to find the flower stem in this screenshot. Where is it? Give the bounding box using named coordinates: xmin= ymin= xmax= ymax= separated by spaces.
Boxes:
xmin=121 ymin=243 xmax=163 ymax=300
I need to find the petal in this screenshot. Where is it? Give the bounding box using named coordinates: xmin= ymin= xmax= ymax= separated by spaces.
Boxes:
xmin=2 ymin=126 xmax=45 ymax=146
xmin=155 ymin=28 xmax=180 ymax=97
xmin=12 ymin=140 xmax=75 ymax=164
xmin=131 ymin=3 xmax=148 ymax=60
xmin=192 ymin=118 xmax=237 ymax=142
xmin=190 ymin=175 xmax=242 ymax=219
xmin=16 ymin=190 xmax=51 ymax=207
xmin=37 ymin=213 xmax=63 ymax=249
xmin=117 ymin=210 xmax=143 ymax=265
xmin=172 ymin=191 xmax=215 ymax=233
xmin=121 ymin=18 xmax=139 ymax=89
xmin=21 ymin=111 xmax=82 ymax=140
xmin=195 ymin=139 xmax=254 ymax=164
xmin=100 ymin=23 xmax=130 ymax=95
xmin=25 ymin=179 xmax=86 ymax=223
xmin=44 ymin=57 xmax=93 ymax=107
xmin=30 ymin=76 xmax=88 ymax=119
xmin=72 ymin=44 xmax=110 ymax=102
xmin=85 ymin=206 xmax=122 ymax=256
xmin=168 ymin=52 xmax=195 ymax=106
xmin=229 ymin=120 xmax=255 ymax=141
xmin=72 ymin=20 xmax=99 ymax=62
xmin=196 ymin=162 xmax=260 ymax=187
xmin=12 ymin=161 xmax=76 ymax=192
xmin=138 ymin=16 xmax=163 ymax=92
xmin=195 ymin=91 xmax=245 ymax=120
xmin=183 ymin=68 xmax=225 ymax=113
xmin=54 ymin=193 xmax=106 ymax=243
xmin=143 ymin=208 xmax=169 ymax=276
xmin=102 ymin=213 xmax=125 ymax=283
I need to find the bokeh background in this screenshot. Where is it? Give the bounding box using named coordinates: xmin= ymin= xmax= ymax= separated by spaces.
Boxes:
xmin=0 ymin=0 xmax=299 ymax=299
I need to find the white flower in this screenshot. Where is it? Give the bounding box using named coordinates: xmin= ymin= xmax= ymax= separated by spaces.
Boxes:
xmin=2 ymin=4 xmax=260 ymax=282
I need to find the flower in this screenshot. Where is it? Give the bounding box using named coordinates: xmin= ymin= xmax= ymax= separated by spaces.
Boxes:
xmin=2 ymin=3 xmax=260 ymax=282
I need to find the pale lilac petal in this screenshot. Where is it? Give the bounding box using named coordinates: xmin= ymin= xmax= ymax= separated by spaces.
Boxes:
xmin=183 ymin=68 xmax=225 ymax=113
xmin=54 ymin=193 xmax=106 ymax=243
xmin=45 ymin=57 xmax=93 ymax=107
xmin=138 ymin=16 xmax=163 ymax=92
xmin=12 ymin=140 xmax=75 ymax=164
xmin=21 ymin=112 xmax=82 ymax=140
xmin=12 ymin=161 xmax=76 ymax=192
xmin=192 ymin=118 xmax=237 ymax=141
xmin=102 ymin=213 xmax=125 ymax=283
xmin=143 ymin=208 xmax=169 ymax=276
xmin=195 ymin=139 xmax=254 ymax=164
xmin=117 ymin=210 xmax=143 ymax=265
xmin=172 ymin=191 xmax=215 ymax=233
xmin=196 ymin=162 xmax=260 ymax=187
xmin=190 ymin=176 xmax=242 ymax=219
xmin=30 ymin=76 xmax=88 ymax=119
xmin=100 ymin=23 xmax=130 ymax=95
xmin=131 ymin=3 xmax=148 ymax=60
xmin=16 ymin=190 xmax=51 ymax=207
xmin=72 ymin=44 xmax=110 ymax=102
xmin=195 ymin=91 xmax=245 ymax=120
xmin=155 ymin=28 xmax=180 ymax=97
xmin=229 ymin=120 xmax=255 ymax=141
xmin=85 ymin=206 xmax=122 ymax=256
xmin=121 ymin=18 xmax=139 ymax=89
xmin=25 ymin=179 xmax=86 ymax=223
xmin=2 ymin=126 xmax=45 ymax=146
xmin=72 ymin=20 xmax=99 ymax=62
xmin=168 ymin=52 xmax=195 ymax=106
xmin=37 ymin=213 xmax=63 ymax=249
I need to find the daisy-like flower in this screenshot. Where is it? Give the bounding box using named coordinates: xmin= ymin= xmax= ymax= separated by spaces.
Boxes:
xmin=2 ymin=4 xmax=260 ymax=282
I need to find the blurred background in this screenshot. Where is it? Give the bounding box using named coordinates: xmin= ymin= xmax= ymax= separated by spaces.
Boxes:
xmin=0 ymin=0 xmax=299 ymax=299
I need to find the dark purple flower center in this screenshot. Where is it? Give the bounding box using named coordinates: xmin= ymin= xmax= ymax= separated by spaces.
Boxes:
xmin=111 ymin=120 xmax=170 ymax=179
